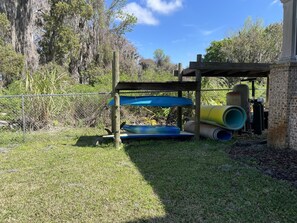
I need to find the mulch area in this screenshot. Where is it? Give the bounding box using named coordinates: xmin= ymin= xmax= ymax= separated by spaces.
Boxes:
xmin=228 ymin=139 xmax=297 ymax=187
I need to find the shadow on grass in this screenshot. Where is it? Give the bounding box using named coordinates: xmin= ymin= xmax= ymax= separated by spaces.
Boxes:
xmin=75 ymin=136 xmax=102 ymax=147
xmin=124 ymin=140 xmax=297 ymax=222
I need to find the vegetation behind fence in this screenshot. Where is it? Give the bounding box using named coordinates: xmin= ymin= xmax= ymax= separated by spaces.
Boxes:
xmin=0 ymin=93 xmax=112 ymax=142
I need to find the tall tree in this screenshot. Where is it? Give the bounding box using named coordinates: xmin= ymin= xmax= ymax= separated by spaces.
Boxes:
xmin=154 ymin=49 xmax=167 ymax=67
xmin=38 ymin=0 xmax=93 ymax=65
xmin=205 ymin=18 xmax=282 ymax=64
xmin=204 ymin=39 xmax=231 ymax=63
xmin=38 ymin=0 xmax=136 ymax=83
xmin=0 ymin=0 xmax=45 ymax=70
xmin=0 ymin=13 xmax=24 ymax=87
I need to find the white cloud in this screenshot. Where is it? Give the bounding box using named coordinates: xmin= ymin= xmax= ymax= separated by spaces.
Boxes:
xmin=146 ymin=0 xmax=183 ymax=14
xmin=124 ymin=2 xmax=159 ymax=25
xmin=270 ymin=0 xmax=278 ymax=5
xmin=270 ymin=0 xmax=281 ymax=6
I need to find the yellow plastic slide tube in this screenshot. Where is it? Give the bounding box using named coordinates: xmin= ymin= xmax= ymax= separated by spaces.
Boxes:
xmin=200 ymin=105 xmax=247 ymax=130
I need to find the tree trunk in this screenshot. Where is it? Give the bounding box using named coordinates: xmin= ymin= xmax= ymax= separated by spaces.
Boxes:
xmin=0 ymin=0 xmax=49 ymax=70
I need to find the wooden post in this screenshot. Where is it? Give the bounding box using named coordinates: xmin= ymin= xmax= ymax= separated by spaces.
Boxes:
xmin=177 ymin=63 xmax=183 ymax=130
xmin=195 ymin=55 xmax=202 ymax=140
xmin=111 ymin=59 xmax=115 ymax=133
xmin=112 ymin=51 xmax=121 ymax=148
xmin=266 ymin=76 xmax=269 ymax=107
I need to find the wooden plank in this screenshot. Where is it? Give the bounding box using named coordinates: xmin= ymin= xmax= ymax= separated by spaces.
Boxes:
xmin=116 ymin=81 xmax=198 ymax=91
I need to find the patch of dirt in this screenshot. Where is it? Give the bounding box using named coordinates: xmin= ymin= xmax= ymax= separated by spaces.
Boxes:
xmin=0 ymin=148 xmax=9 ymax=153
xmin=229 ymin=140 xmax=297 ymax=186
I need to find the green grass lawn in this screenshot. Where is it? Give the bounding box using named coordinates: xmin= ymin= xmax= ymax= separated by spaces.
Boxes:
xmin=1 ymin=129 xmax=297 ymax=222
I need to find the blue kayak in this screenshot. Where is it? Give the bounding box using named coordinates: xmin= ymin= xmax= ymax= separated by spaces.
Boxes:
xmin=108 ymin=96 xmax=193 ymax=107
xmin=122 ymin=124 xmax=180 ymax=134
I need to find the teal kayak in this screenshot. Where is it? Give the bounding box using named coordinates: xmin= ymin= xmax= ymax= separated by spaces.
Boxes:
xmin=122 ymin=125 xmax=180 ymax=134
xmin=108 ymin=96 xmax=193 ymax=107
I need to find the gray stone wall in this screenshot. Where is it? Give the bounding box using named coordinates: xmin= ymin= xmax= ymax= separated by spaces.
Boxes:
xmin=268 ymin=63 xmax=297 ymax=150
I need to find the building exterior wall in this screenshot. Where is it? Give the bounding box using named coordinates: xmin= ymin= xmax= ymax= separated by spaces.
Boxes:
xmin=268 ymin=63 xmax=297 ymax=150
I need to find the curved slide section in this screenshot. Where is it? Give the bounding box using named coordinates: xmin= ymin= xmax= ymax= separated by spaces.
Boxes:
xmin=122 ymin=124 xmax=180 ymax=134
xmin=108 ymin=96 xmax=193 ymax=107
xmin=201 ymin=105 xmax=246 ymax=130
xmin=184 ymin=121 xmax=232 ymax=141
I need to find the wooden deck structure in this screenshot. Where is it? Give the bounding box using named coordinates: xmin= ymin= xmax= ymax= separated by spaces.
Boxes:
xmin=174 ymin=60 xmax=270 ymax=78
xmin=115 ymin=81 xmax=198 ymax=91
xmin=111 ymin=52 xmax=272 ymax=148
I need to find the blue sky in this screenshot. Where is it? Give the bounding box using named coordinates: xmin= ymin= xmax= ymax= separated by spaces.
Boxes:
xmin=122 ymin=0 xmax=283 ymax=67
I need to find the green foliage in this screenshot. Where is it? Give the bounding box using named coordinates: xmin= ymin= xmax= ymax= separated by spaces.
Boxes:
xmin=66 ymin=84 xmax=101 ymax=93
xmin=205 ymin=18 xmax=282 ymax=64
xmin=16 ymin=63 xmax=71 ymax=129
xmin=0 ymin=13 xmax=11 ymax=44
xmin=25 ymin=63 xmax=70 ymax=94
xmin=0 ymin=13 xmax=22 ymax=86
xmin=80 ymin=63 xmax=106 ymax=86
xmin=0 ymin=97 xmax=22 ymax=125
xmin=204 ymin=39 xmax=231 ymax=62
xmin=201 ymin=77 xmax=228 ymax=105
xmin=153 ymin=49 xmax=170 ymax=68
xmin=112 ymin=8 xmax=137 ymax=35
xmin=5 ymin=80 xmax=26 ymax=95
xmin=223 ymin=18 xmax=282 ymax=63
xmin=141 ymin=69 xmax=176 ymax=82
xmin=0 ymin=44 xmax=25 ymax=86
xmin=38 ymin=0 xmax=93 ymax=64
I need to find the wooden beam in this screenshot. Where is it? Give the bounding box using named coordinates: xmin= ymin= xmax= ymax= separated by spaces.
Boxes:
xmin=266 ymin=76 xmax=270 ymax=107
xmin=111 ymin=57 xmax=115 ymax=133
xmin=116 ymin=81 xmax=198 ymax=91
xmin=195 ymin=55 xmax=202 ymax=140
xmin=185 ymin=62 xmax=270 ymax=77
xmin=181 ymin=62 xmax=270 ymax=77
xmin=189 ymin=61 xmax=271 ymax=71
xmin=177 ymin=63 xmax=183 ymax=130
xmin=181 ymin=68 xmax=196 ymax=76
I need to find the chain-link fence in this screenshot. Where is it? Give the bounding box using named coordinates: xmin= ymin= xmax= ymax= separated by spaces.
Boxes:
xmin=0 ymin=91 xmax=191 ymax=144
xmin=0 ymin=93 xmax=112 ymax=143
xmin=0 ymin=88 xmax=268 ymax=144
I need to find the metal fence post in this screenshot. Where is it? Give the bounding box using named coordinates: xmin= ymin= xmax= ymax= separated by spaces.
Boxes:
xmin=22 ymin=95 xmax=26 ymax=142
